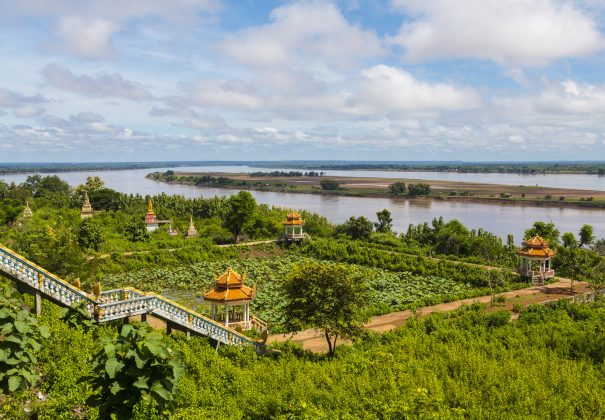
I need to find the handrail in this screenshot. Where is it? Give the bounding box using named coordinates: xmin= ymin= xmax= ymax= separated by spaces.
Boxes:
xmin=0 ymin=244 xmax=95 ymax=305
xmin=0 ymin=243 xmax=262 ymax=349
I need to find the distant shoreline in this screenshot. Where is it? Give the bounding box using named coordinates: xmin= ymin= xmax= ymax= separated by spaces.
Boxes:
xmin=146 ymin=171 xmax=605 ymax=210
xmin=1 ymin=160 xmax=605 ymax=175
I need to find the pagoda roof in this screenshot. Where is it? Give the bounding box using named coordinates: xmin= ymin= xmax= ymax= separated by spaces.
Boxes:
xmin=517 ymin=236 xmax=556 ymax=258
xmin=204 ymin=268 xmax=255 ymax=302
xmin=283 ymin=212 xmax=304 ymax=225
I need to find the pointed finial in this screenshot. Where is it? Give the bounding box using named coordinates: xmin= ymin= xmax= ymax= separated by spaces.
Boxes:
xmin=147 ymin=199 xmax=154 ymax=214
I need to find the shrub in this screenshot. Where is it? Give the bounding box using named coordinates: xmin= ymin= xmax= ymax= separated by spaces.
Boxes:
xmin=0 ymin=284 xmax=50 ymax=393
xmin=85 ymin=322 xmax=184 ymax=418
xmin=320 ymin=179 xmax=340 ymax=190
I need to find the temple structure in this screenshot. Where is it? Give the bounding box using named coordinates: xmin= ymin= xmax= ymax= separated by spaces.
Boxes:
xmin=204 ymin=268 xmax=256 ymax=330
xmin=144 ymin=199 xmax=171 ymax=232
xmin=80 ymin=192 xmax=94 ymax=219
xmin=516 ymin=236 xmax=556 ymax=285
xmin=22 ymin=200 xmax=33 ymax=218
xmin=281 ymin=212 xmax=305 ymax=242
xmin=185 ymin=216 xmax=198 ymax=238
xmin=167 ymin=224 xmax=178 ymax=237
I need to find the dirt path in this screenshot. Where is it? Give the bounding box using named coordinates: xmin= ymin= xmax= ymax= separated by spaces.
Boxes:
xmin=267 ymin=278 xmax=590 ymax=353
xmin=86 ymin=240 xmax=277 ymax=260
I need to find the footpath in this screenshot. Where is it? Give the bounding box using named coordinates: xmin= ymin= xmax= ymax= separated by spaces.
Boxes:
xmin=267 ymin=278 xmax=590 ymax=353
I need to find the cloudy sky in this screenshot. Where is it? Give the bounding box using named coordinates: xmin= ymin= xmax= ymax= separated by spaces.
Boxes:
xmin=1 ymin=0 xmax=605 ymax=162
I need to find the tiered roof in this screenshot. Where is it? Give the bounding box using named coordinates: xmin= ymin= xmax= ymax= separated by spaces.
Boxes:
xmin=204 ymin=268 xmax=255 ymax=303
xmin=283 ymin=212 xmax=304 ymax=226
xmin=517 ymin=236 xmax=556 ymax=258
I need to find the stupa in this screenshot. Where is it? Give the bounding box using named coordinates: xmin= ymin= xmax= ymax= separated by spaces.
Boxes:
xmin=80 ymin=192 xmax=94 ymax=219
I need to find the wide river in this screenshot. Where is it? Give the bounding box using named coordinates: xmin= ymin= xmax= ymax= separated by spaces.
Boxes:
xmin=2 ymin=165 xmax=604 ymax=241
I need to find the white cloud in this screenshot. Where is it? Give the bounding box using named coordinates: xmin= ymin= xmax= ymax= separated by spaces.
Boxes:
xmin=56 ymin=17 xmax=117 ymax=59
xmin=41 ymin=63 xmax=153 ymax=100
xmin=350 ymin=65 xmax=481 ymax=113
xmin=220 ymin=1 xmax=384 ymax=69
xmin=1 ymin=0 xmax=220 ymax=59
xmin=391 ymin=0 xmax=604 ymax=66
xmin=0 ymin=87 xmax=47 ymax=118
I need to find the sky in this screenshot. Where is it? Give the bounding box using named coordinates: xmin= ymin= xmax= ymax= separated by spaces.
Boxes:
xmin=1 ymin=0 xmax=605 ymax=162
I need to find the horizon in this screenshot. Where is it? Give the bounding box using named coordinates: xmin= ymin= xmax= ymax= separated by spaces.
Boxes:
xmin=2 ymin=1 xmax=605 ymax=161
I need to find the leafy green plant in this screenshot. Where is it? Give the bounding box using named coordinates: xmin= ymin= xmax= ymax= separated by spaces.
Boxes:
xmin=60 ymin=300 xmax=95 ymax=332
xmin=85 ymin=322 xmax=184 ymax=419
xmin=0 ymin=284 xmax=50 ymax=393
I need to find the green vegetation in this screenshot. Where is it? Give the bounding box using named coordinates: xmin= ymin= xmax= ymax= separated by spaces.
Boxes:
xmin=2 ymin=172 xmax=605 ymax=417
xmin=2 ymin=287 xmax=605 ymax=418
xmin=0 ymin=284 xmax=50 ymax=393
xmin=283 ymin=261 xmax=370 ymax=356
xmin=319 ymin=179 xmax=340 ymax=190
xmin=86 ymin=323 xmax=184 ymax=419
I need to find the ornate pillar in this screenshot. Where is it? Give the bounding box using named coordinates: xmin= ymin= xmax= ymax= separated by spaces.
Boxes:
xmin=224 ymin=304 xmax=229 ymax=326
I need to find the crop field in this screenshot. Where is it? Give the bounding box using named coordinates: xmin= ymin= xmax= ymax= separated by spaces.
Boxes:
xmin=101 ymin=256 xmax=488 ymax=332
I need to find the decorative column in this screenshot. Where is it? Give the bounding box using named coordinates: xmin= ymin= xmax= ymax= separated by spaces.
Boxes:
xmin=224 ymin=304 xmax=229 ymax=326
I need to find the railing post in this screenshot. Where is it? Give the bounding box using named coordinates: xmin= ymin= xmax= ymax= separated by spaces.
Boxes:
xmin=34 ymin=290 xmax=41 ymax=316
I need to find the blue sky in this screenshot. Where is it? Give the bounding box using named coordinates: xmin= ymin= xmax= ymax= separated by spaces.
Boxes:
xmin=1 ymin=0 xmax=605 ymax=162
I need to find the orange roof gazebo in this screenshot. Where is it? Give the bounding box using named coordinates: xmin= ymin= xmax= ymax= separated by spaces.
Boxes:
xmin=516 ymin=236 xmax=556 ymax=284
xmin=282 ymin=212 xmax=305 ymax=242
xmin=283 ymin=212 xmax=304 ymax=226
xmin=204 ymin=268 xmax=255 ymax=303
xmin=204 ymin=268 xmax=256 ymax=330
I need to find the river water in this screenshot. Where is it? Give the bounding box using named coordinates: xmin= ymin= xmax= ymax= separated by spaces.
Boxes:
xmin=2 ymin=166 xmax=604 ymax=241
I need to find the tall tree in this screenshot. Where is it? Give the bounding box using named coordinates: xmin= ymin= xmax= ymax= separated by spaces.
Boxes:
xmin=78 ymin=218 xmax=103 ymax=251
xmin=579 ymin=224 xmax=595 ymax=248
xmin=562 ymin=232 xmax=578 ymax=249
xmin=282 ymin=261 xmax=370 ymax=356
xmin=340 ymin=216 xmax=373 ymax=240
xmin=374 ymin=209 xmax=393 ymax=233
xmin=224 ymin=191 xmax=256 ymax=243
xmin=524 ymin=221 xmax=560 ymax=247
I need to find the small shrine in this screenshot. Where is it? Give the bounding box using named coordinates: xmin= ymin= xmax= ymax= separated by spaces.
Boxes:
xmin=22 ymin=200 xmax=33 ymax=218
xmin=516 ymin=236 xmax=556 ymax=285
xmin=185 ymin=216 xmax=198 ymax=238
xmin=204 ymin=268 xmax=256 ymax=330
xmin=281 ymin=212 xmax=305 ymax=242
xmin=167 ymin=224 xmax=178 ymax=237
xmin=144 ymin=199 xmax=171 ymax=232
xmin=80 ymin=191 xmax=94 ymax=219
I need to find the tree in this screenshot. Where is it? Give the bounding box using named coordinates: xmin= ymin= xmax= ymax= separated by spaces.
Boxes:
xmin=340 ymin=216 xmax=373 ymax=240
xmin=388 ymin=182 xmax=406 ymax=195
xmin=588 ymin=260 xmax=605 ymax=296
xmin=78 ymin=218 xmax=103 ymax=251
xmin=0 ymin=199 xmax=23 ymax=225
xmin=524 ymin=221 xmax=560 ymax=247
xmin=435 ymin=220 xmax=470 ymax=255
xmin=579 ymin=224 xmax=595 ymax=248
xmin=487 ymin=270 xmax=504 ymax=307
xmin=320 ymin=179 xmax=340 ymax=190
xmin=76 ymin=176 xmax=106 ymax=195
xmin=86 ymin=323 xmax=184 ymax=418
xmin=374 ymin=209 xmax=393 ymax=233
xmin=0 ymin=284 xmax=50 ymax=393
xmin=407 ymin=183 xmax=431 ymax=196
xmin=125 ymin=218 xmax=149 ymax=242
xmin=592 ymin=239 xmax=605 ymax=256
xmin=282 ymin=261 xmax=370 ymax=356
xmin=224 ymin=191 xmax=256 ymax=243
xmin=562 ymin=232 xmax=578 ymax=249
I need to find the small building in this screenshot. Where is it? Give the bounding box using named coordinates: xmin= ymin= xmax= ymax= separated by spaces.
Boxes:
xmin=80 ymin=191 xmax=94 ymax=219
xmin=144 ymin=199 xmax=171 ymax=232
xmin=22 ymin=200 xmax=33 ymax=218
xmin=204 ymin=268 xmax=256 ymax=331
xmin=281 ymin=212 xmax=305 ymax=242
xmin=516 ymin=236 xmax=556 ymax=285
xmin=185 ymin=216 xmax=198 ymax=238
xmin=167 ymin=224 xmax=178 ymax=237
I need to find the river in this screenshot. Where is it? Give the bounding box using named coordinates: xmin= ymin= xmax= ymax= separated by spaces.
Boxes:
xmin=2 ymin=166 xmax=604 ymax=241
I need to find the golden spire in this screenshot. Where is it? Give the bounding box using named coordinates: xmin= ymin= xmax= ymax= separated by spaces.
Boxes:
xmin=147 ymin=199 xmax=155 ymax=214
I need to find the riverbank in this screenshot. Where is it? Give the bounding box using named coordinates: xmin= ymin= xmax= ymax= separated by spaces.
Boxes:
xmin=147 ymin=171 xmax=605 ymax=210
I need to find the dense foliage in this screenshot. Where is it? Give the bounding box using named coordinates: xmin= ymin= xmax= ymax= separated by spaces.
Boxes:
xmin=0 ymin=284 xmax=50 ymax=394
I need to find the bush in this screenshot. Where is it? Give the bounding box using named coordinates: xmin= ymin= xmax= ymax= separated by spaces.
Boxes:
xmin=0 ymin=284 xmax=50 ymax=393
xmin=85 ymin=322 xmax=184 ymax=418
xmin=320 ymin=179 xmax=340 ymax=191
